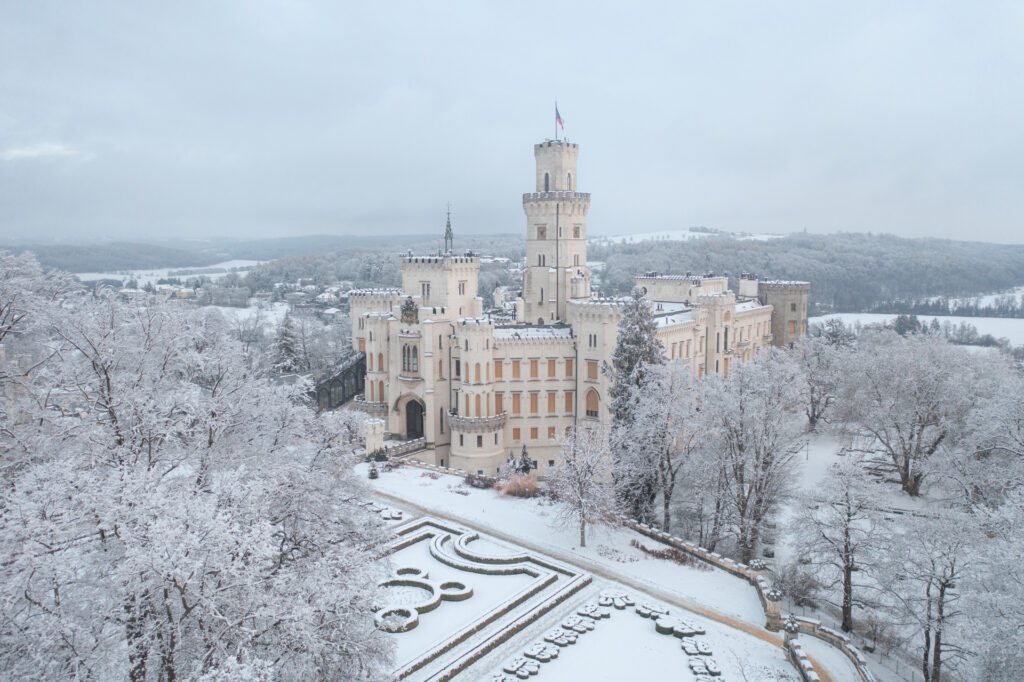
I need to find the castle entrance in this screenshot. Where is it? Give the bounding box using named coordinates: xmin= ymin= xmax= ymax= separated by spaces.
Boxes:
xmin=406 ymin=399 xmax=424 ymax=440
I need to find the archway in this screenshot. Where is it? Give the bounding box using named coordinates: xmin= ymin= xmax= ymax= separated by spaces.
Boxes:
xmin=406 ymin=400 xmax=425 ymax=440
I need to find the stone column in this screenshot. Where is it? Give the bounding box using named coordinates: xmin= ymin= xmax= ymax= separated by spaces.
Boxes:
xmin=764 ymin=588 xmax=783 ymax=632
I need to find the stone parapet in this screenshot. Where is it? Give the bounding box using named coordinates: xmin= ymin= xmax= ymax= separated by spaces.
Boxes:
xmin=449 ymin=412 xmax=507 ymax=433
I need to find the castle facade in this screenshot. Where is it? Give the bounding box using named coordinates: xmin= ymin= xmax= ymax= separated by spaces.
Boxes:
xmin=350 ymin=138 xmax=809 ymax=474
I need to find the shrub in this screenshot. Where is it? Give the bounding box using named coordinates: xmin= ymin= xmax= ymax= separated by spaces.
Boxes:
xmin=495 ymin=474 xmax=538 ymax=498
xmin=630 ymin=539 xmax=711 ymax=571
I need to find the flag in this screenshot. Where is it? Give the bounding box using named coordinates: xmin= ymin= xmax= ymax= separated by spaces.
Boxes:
xmin=555 ymin=106 xmax=564 ymax=130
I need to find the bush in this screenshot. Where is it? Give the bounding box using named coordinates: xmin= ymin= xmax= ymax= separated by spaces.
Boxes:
xmin=630 ymin=539 xmax=711 ymax=571
xmin=495 ymin=474 xmax=538 ymax=498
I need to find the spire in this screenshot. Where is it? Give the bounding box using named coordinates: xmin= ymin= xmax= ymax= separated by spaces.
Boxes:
xmin=444 ymin=203 xmax=454 ymax=253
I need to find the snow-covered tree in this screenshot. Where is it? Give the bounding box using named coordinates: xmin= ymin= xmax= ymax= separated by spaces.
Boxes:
xmin=876 ymin=513 xmax=974 ymax=682
xmin=625 ymin=361 xmax=705 ymax=532
xmin=809 ymin=317 xmax=856 ymax=348
xmin=790 ymin=458 xmax=883 ymax=632
xmin=548 ymin=426 xmax=616 ymax=547
xmin=607 ymin=286 xmax=664 ymax=523
xmin=273 ymin=311 xmax=305 ymax=373
xmin=0 ymin=291 xmax=392 ymax=680
xmin=700 ymin=348 xmax=803 ymax=563
xmin=793 ymin=335 xmax=845 ymax=431
xmin=838 ymin=331 xmax=995 ymax=496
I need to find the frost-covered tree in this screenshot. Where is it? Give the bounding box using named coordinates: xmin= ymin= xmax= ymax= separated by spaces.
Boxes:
xmin=625 ymin=362 xmax=705 ymax=532
xmin=0 ymin=292 xmax=392 ymax=681
xmin=700 ymin=348 xmax=803 ymax=563
xmin=607 ymin=287 xmax=664 ymax=523
xmin=876 ymin=513 xmax=974 ymax=682
xmin=273 ymin=311 xmax=305 ymax=373
xmin=838 ymin=331 xmax=995 ymax=496
xmin=810 ymin=317 xmax=856 ymax=348
xmin=793 ymin=335 xmax=845 ymax=431
xmin=790 ymin=458 xmax=883 ymax=632
xmin=548 ymin=426 xmax=616 ymax=547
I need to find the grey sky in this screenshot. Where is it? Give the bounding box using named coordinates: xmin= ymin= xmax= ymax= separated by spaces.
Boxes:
xmin=1 ymin=1 xmax=1022 ymax=244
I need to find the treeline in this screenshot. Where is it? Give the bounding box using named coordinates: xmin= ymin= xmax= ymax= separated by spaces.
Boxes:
xmin=871 ymin=293 xmax=1024 ymax=318
xmin=591 ymin=232 xmax=1024 ymax=314
xmin=0 ymin=241 xmax=224 ymax=273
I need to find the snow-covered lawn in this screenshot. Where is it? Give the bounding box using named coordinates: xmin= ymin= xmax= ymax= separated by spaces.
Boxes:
xmin=75 ymin=259 xmax=262 ymax=286
xmin=204 ymin=301 xmax=290 ymax=326
xmin=809 ymin=313 xmax=1024 ymax=345
xmin=364 ymin=464 xmax=766 ymax=625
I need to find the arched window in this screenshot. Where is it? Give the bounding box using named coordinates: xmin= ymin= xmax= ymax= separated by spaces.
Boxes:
xmin=378 ymin=380 xmax=384 ymax=401
xmin=465 ymin=339 xmax=469 ymax=351
xmin=567 ymin=172 xmax=572 ymax=190
xmin=412 ymin=346 xmax=418 ymax=372
xmin=439 ymin=360 xmax=443 ymax=377
xmin=369 ymin=382 xmax=374 ymax=401
xmin=585 ymin=389 xmax=600 ymax=418
xmin=377 ymin=352 xmax=383 ymax=370
xmin=475 ymin=363 xmax=481 ymax=383
xmin=544 ymin=172 xmax=550 ymax=192
xmin=368 ymin=354 xmax=373 ymax=370
xmin=402 ymin=346 xmax=409 ymax=371
xmin=475 ymin=394 xmax=481 ymax=417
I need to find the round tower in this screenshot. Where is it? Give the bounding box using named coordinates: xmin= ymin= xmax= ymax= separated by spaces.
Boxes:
xmin=449 ymin=318 xmax=505 ymax=474
xmin=522 ymin=139 xmax=591 ymax=324
xmin=758 ymin=281 xmax=811 ymax=348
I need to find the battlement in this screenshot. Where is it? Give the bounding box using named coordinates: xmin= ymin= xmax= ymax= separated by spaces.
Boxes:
xmin=348 ymin=287 xmax=403 ymax=297
xmin=522 ymin=191 xmax=590 ymax=204
xmin=535 ymin=139 xmax=579 ymax=151
xmin=401 ymin=253 xmax=479 ymax=266
xmin=759 ymin=280 xmax=811 ymax=292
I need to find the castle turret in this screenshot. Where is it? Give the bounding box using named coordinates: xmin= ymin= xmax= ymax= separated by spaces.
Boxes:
xmin=522 ymin=140 xmax=591 ymax=324
xmin=758 ymin=281 xmax=811 ymax=348
xmin=449 ymin=318 xmax=505 ymax=473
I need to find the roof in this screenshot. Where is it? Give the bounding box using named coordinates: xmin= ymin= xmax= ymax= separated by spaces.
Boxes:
xmin=735 ymin=300 xmax=767 ymax=313
xmin=494 ymin=326 xmax=574 ymax=341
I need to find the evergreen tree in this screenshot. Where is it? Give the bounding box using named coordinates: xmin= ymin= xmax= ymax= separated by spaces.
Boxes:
xmin=274 ymin=312 xmax=304 ymax=374
xmin=607 ymin=286 xmax=664 ymax=523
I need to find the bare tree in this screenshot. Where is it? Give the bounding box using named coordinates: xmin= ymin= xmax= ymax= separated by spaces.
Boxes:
xmin=548 ymin=425 xmax=616 ymax=547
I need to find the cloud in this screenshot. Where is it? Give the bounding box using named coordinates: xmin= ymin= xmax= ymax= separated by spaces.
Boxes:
xmin=0 ymin=143 xmax=93 ymax=162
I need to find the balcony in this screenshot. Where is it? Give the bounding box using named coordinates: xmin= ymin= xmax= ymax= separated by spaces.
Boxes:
xmin=522 ymin=191 xmax=590 ymax=203
xmin=448 ymin=412 xmax=507 ymax=433
xmin=353 ymin=396 xmax=387 ymax=417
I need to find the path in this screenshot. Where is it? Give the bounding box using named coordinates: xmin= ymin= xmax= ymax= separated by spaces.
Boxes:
xmin=371 ymin=488 xmax=838 ymax=682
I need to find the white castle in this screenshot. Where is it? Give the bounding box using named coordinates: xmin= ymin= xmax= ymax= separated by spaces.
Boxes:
xmin=350 ymin=137 xmax=809 ymax=474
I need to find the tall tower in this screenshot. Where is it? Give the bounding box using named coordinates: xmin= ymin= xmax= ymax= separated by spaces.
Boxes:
xmin=522 ymin=140 xmax=591 ymax=323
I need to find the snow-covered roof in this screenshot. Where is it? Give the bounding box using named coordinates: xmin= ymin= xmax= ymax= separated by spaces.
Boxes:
xmin=494 ymin=326 xmax=574 ymax=342
xmin=655 ymin=311 xmax=695 ymax=328
xmin=734 ymin=300 xmax=767 ymax=313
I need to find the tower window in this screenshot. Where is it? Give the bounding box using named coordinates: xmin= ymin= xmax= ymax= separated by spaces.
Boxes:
xmin=567 ymin=172 xmax=572 ymax=190
xmin=544 ymin=172 xmax=550 ymax=192
xmin=537 ymin=226 xmax=546 ymax=240
xmin=573 ymin=225 xmax=580 ymax=238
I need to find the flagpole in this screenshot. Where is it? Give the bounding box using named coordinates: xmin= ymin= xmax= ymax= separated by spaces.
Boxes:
xmin=555 ymin=100 xmax=558 ymax=141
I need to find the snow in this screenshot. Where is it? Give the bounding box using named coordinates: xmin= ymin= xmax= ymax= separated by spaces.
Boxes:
xmin=204 ymin=301 xmax=291 ymax=327
xmin=809 ymin=313 xmax=1024 ymax=345
xmin=799 ymin=635 xmax=862 ymax=682
xmin=75 ymin=259 xmax=263 ymax=286
xmin=494 ymin=326 xmax=574 ymax=341
xmin=365 ymin=465 xmax=768 ymax=625
xmin=590 ymin=229 xmax=785 ymax=245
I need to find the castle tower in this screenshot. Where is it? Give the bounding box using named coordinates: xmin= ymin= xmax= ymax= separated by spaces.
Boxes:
xmin=758 ymin=281 xmax=811 ymax=348
xmin=522 ymin=140 xmax=591 ymax=323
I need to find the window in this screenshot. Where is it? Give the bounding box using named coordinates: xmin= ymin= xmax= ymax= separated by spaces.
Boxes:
xmin=459 ymin=434 xmax=464 ymax=446
xmin=565 ymin=358 xmax=573 ymax=376
xmin=685 ymin=340 xmax=691 ymax=357
xmin=421 ymin=282 xmax=430 ymax=300
xmin=574 ymin=254 xmax=580 ymax=265
xmin=539 ymin=286 xmax=544 ymax=302
xmin=475 ymin=363 xmax=481 ymax=383
xmin=716 ymin=332 xmax=720 ymax=353
xmin=513 ymin=427 xmax=521 ymax=440
xmin=369 ymin=382 xmax=374 ymax=401
xmin=495 ymin=393 xmax=503 ymax=413
xmin=585 ymin=389 xmax=599 ymax=417
xmin=439 ymin=334 xmax=443 ymax=349
xmin=548 ymin=426 xmax=556 ymax=440
xmin=465 ymin=339 xmax=469 ymax=351
xmin=530 ymin=359 xmax=538 ymax=378
xmin=548 ymin=459 xmax=555 ymax=467
xmin=512 ymin=393 xmax=521 ymax=415
xmin=358 ymin=339 xmax=365 ymax=352
xmin=544 ymin=173 xmax=550 ymax=192
xmin=565 ymin=391 xmax=574 ymax=413
xmin=788 ymin=321 xmax=797 ymax=333
xmin=368 ymin=354 xmax=373 ymax=370
xmin=459 ymin=281 xmax=467 ymax=295
xmin=567 ymin=172 xmax=572 ymax=190
xmin=494 ymin=360 xmax=503 ymax=378
xmin=475 ymin=394 xmax=481 ymax=416
xmin=530 ymin=427 xmax=538 ymax=440
xmin=477 ymin=435 xmax=483 ymax=448
xmin=378 ymin=380 xmax=383 ymax=401
xmin=530 ymin=393 xmax=538 ymax=414
xmin=588 ymin=333 xmax=597 ymax=348
xmin=455 ymin=359 xmax=461 ymax=377
xmin=587 ymin=360 xmax=598 ymax=380
xmin=465 ymin=394 xmax=470 ymax=415
xmin=547 ymin=392 xmax=556 ymax=414
xmin=438 ymin=360 xmax=443 ymax=377
xmin=791 ymin=302 xmax=797 ymax=312
xmin=378 ymin=352 xmax=383 ymax=369
xmin=573 ymin=225 xmax=580 ymax=238
xmin=512 ymin=360 xmax=520 ymax=378
xmin=412 ymin=347 xmax=418 ymax=372
xmin=439 ymin=408 xmax=444 ymax=433
xmin=548 ymin=358 xmax=556 ymax=377
xmin=494 ymin=433 xmax=498 ymax=444
xmin=537 ymin=225 xmax=547 ymax=240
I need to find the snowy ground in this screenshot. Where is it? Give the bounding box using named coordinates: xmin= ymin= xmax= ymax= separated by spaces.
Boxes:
xmin=74 ymin=259 xmax=262 ymax=286
xmin=364 ymin=464 xmax=765 ymax=625
xmin=925 ymin=284 xmax=1024 ymax=308
xmin=809 ymin=313 xmax=1024 ymax=345
xmin=201 ymin=301 xmax=291 ymax=327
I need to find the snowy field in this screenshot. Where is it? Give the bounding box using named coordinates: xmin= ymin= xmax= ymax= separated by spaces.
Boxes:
xmin=926 ymin=284 xmax=1024 ymax=308
xmin=201 ymin=301 xmax=291 ymax=327
xmin=74 ymin=259 xmax=262 ymax=286
xmin=809 ymin=313 xmax=1024 ymax=345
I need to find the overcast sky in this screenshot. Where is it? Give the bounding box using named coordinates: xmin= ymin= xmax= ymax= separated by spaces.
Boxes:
xmin=1 ymin=2 xmax=1022 ymax=244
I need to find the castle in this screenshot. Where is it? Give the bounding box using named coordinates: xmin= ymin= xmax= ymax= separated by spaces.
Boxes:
xmin=350 ymin=138 xmax=809 ymax=474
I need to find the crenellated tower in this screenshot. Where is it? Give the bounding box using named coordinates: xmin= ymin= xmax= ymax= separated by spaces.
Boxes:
xmin=522 ymin=140 xmax=591 ymax=323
